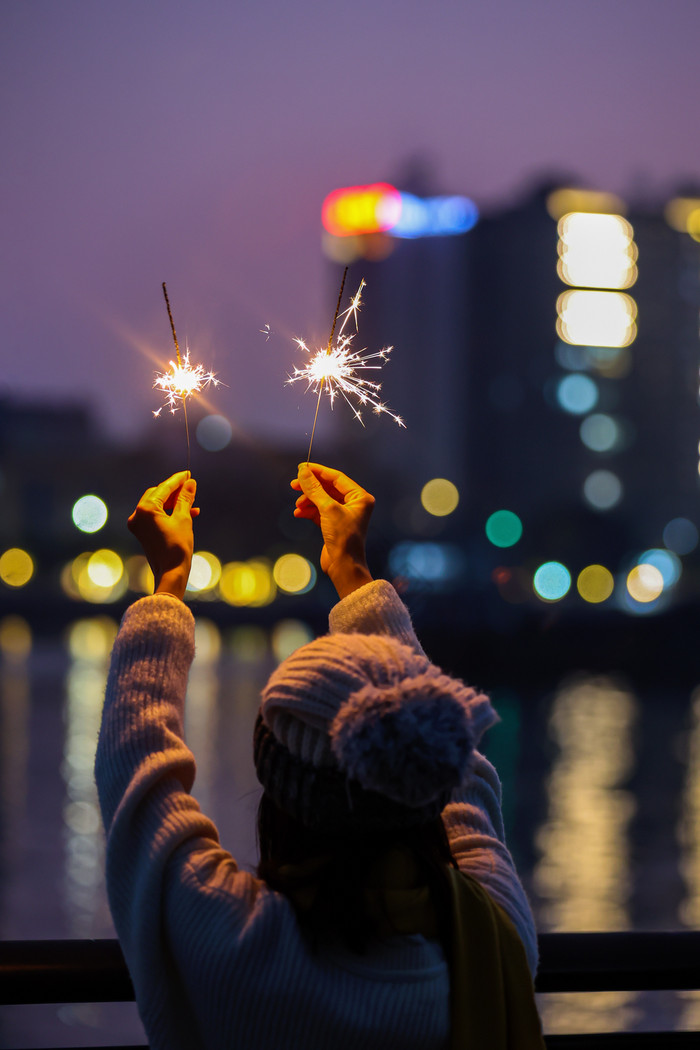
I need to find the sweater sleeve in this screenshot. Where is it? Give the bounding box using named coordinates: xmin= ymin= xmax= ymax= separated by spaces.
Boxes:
xmin=328 ymin=579 xmax=427 ymax=655
xmin=328 ymin=579 xmax=538 ymax=975
xmin=94 ymin=594 xmax=226 ymax=1003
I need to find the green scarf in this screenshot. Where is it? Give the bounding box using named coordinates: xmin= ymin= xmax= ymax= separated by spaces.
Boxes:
xmin=282 ymin=850 xmax=545 ymax=1050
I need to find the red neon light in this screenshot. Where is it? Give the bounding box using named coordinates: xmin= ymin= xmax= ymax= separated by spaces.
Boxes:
xmin=322 ymin=183 xmax=401 ymax=237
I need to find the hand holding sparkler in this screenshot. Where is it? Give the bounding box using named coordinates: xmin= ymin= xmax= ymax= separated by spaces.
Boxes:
xmin=292 ymin=462 xmax=374 ymax=600
xmin=287 ymin=268 xmax=405 ymax=463
xmin=128 ymin=471 xmax=199 ymax=601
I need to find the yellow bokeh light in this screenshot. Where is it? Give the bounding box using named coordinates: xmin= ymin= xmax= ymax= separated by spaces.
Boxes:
xmin=126 ymin=555 xmax=154 ymax=594
xmin=688 ymin=209 xmax=700 ymax=244
xmin=219 ymin=559 xmax=276 ymax=607
xmin=626 ymin=564 xmax=664 ymax=603
xmin=0 ymin=615 xmax=32 ymax=661
xmin=577 ymin=565 xmax=614 ymax=604
xmin=273 ymin=554 xmax=314 ymax=594
xmin=0 ymin=548 xmax=34 ymax=588
xmin=664 ymin=197 xmax=700 ymax=233
xmin=70 ymin=550 xmax=127 ymax=603
xmin=420 ymin=478 xmax=460 ymax=517
xmin=67 ymin=617 xmax=118 ymax=661
xmin=557 ymin=290 xmax=637 ymax=348
xmin=186 ymin=551 xmax=222 ymax=594
xmin=87 ymin=550 xmax=123 ymax=588
xmin=546 ymin=188 xmax=627 ymax=221
xmin=271 ymin=620 xmax=315 ymax=663
xmin=557 ymin=213 xmax=637 ymax=290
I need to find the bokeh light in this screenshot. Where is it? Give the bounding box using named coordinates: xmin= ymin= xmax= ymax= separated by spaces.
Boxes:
xmin=65 ymin=551 xmax=128 ymax=603
xmin=547 ymin=188 xmax=626 ymax=220
xmin=0 ymin=615 xmax=32 ymax=661
xmin=0 ymin=548 xmax=34 ymax=588
xmin=556 ymin=290 xmax=637 ymax=348
xmin=626 ymin=564 xmax=664 ymax=603
xmin=583 ymin=470 xmax=622 ymax=511
xmin=663 ymin=517 xmax=698 ymax=555
xmin=485 ymin=510 xmax=523 ymax=548
xmin=219 ymin=559 xmax=275 ymax=607
xmin=556 ymin=374 xmax=598 ymax=415
xmin=229 ymin=625 xmax=268 ymax=662
xmin=186 ymin=552 xmax=222 ymax=594
xmin=67 ymin=618 xmax=118 ymax=661
xmin=638 ymin=548 xmax=681 ymax=589
xmin=125 ymin=554 xmax=154 ymax=593
xmin=557 ymin=212 xmax=637 ymax=290
xmin=196 ymin=414 xmax=232 ymax=452
xmin=271 ymin=620 xmax=314 ymax=663
xmin=579 ymin=414 xmax=620 ymax=452
xmin=420 ymin=478 xmax=459 ymax=517
xmin=533 ymin=561 xmax=571 ymax=602
xmin=577 ymin=564 xmax=614 ymax=603
xmin=272 ymin=554 xmax=316 ymax=594
xmin=72 ymin=495 xmax=108 ymax=534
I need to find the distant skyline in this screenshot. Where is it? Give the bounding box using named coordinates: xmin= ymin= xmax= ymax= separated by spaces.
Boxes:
xmin=2 ymin=0 xmax=699 ymax=448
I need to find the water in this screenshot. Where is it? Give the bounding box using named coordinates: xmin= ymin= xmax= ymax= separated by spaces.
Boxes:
xmin=1 ymin=613 xmax=699 ymax=1046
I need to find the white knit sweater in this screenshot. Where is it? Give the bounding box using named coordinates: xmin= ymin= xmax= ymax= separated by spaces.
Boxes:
xmin=95 ymin=580 xmax=537 ymax=1050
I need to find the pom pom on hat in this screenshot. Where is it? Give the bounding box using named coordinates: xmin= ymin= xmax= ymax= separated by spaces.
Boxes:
xmin=330 ymin=671 xmax=487 ymax=806
xmin=259 ymin=632 xmax=497 ymax=822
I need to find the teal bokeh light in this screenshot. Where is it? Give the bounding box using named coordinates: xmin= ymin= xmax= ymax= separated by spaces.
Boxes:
xmin=485 ymin=510 xmax=523 ymax=548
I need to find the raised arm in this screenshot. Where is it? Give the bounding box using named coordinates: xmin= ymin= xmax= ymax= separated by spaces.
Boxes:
xmin=292 ymin=462 xmax=374 ymax=600
xmin=127 ymin=470 xmax=198 ymax=600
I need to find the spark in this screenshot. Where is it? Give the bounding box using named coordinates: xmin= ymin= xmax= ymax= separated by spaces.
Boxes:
xmin=287 ymin=273 xmax=404 ymax=460
xmin=153 ymin=352 xmax=220 ymax=417
xmin=260 ymin=323 xmax=271 ymax=340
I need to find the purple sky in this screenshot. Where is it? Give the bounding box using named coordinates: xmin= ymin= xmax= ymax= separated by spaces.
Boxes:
xmin=2 ymin=0 xmax=699 ymax=446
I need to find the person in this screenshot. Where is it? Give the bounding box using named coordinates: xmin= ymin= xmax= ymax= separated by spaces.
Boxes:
xmin=95 ymin=463 xmax=544 ymax=1050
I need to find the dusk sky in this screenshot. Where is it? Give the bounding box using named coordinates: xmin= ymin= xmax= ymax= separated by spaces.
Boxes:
xmin=3 ymin=0 xmax=699 ymax=447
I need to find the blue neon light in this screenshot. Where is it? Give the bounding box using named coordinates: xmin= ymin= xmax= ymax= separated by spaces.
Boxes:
xmin=392 ymin=194 xmax=479 ymax=238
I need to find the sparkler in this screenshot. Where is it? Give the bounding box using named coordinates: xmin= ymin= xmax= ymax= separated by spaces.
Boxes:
xmin=288 ymin=267 xmax=405 ymax=462
xmin=154 ymin=283 xmax=219 ymax=470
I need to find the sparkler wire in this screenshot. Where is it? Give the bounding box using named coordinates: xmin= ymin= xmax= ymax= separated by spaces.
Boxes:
xmin=306 ymin=266 xmax=349 ymax=463
xmin=162 ymin=282 xmax=191 ymax=472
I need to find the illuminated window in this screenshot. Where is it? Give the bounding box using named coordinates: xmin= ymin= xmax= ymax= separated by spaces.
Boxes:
xmin=557 ymin=213 xmax=637 ymax=289
xmin=557 ymin=290 xmax=637 ymax=348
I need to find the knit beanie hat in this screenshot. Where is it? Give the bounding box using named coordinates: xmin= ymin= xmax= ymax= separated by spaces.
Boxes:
xmin=254 ymin=632 xmax=497 ymax=831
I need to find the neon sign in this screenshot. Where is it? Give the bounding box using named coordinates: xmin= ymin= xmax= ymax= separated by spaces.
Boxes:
xmin=322 ymin=183 xmax=478 ymax=239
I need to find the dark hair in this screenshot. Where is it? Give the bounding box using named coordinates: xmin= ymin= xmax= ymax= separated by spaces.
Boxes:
xmin=257 ymin=792 xmax=457 ymax=954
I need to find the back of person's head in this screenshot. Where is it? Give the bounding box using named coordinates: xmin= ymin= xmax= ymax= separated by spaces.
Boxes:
xmin=254 ymin=633 xmax=497 ymax=950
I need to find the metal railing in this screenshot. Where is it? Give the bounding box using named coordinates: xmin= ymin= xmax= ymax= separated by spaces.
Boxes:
xmin=2 ymin=932 xmax=700 ymax=1048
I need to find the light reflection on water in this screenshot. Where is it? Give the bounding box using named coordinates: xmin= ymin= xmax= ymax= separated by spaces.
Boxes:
xmin=533 ymin=675 xmax=638 ymax=1035
xmin=1 ymin=614 xmax=699 ymax=1041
